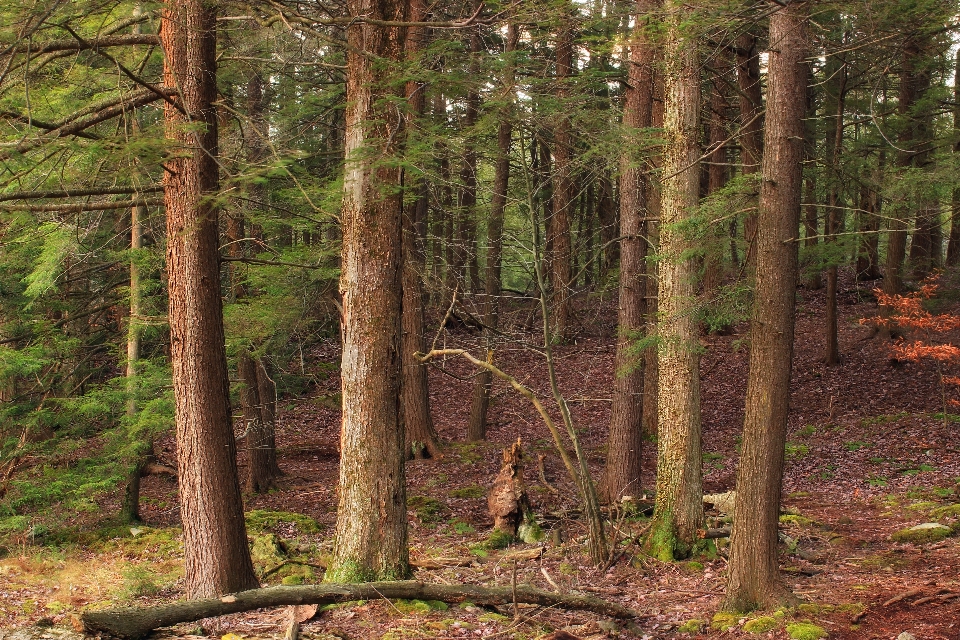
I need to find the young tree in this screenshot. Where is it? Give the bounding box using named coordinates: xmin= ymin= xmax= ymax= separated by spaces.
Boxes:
xmin=725 ymin=0 xmax=809 ymax=612
xmin=645 ymin=0 xmax=704 ymax=561
xmin=161 ymin=0 xmax=259 ymax=597
xmin=327 ymin=0 xmax=411 ymax=582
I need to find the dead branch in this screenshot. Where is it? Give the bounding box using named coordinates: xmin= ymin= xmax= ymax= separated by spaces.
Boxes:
xmin=0 ymin=199 xmax=162 ymax=213
xmin=3 ymin=34 xmax=159 ymax=56
xmin=0 ymin=186 xmax=162 ymax=202
xmin=80 ymin=581 xmax=640 ymax=639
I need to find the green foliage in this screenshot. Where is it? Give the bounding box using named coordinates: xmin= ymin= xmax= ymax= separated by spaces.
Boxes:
xmin=407 ymin=496 xmax=446 ymax=524
xmin=245 ymin=510 xmax=322 ymax=535
xmin=785 ymin=442 xmax=810 ymax=460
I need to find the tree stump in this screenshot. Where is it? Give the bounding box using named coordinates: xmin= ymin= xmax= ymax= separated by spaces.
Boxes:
xmin=487 ymin=439 xmax=531 ymax=535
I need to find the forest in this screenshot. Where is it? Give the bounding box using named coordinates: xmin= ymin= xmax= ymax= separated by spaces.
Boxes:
xmin=1 ymin=0 xmax=960 ymax=638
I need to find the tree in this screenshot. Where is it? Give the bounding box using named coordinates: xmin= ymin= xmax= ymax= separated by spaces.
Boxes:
xmin=598 ymin=0 xmax=659 ymax=504
xmin=645 ymin=0 xmax=704 ymax=561
xmin=724 ymin=0 xmax=809 ymax=612
xmin=161 ymin=0 xmax=259 ymax=598
xmin=327 ymin=0 xmax=411 ymax=583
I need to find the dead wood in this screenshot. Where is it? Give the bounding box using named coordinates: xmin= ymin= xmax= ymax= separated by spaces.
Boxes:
xmin=80 ymin=581 xmax=639 ymax=639
xmin=411 ymin=546 xmax=542 ymax=569
xmin=488 ymin=439 xmax=532 ymax=534
xmin=882 ymin=588 xmax=922 ymax=607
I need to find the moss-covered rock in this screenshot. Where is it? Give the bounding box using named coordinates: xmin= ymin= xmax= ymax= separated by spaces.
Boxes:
xmin=779 ymin=514 xmax=814 ymax=527
xmin=744 ymin=616 xmax=779 ymax=633
xmin=929 ymin=504 xmax=960 ymax=519
xmin=890 ymin=522 xmax=951 ymax=544
xmin=786 ymin=622 xmax=828 ymax=639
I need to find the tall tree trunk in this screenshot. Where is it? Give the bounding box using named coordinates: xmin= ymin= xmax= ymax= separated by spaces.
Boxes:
xmin=824 ymin=59 xmax=846 ymax=367
xmin=645 ymin=2 xmax=703 ymax=561
xmin=121 ymin=198 xmax=146 ymax=524
xmin=467 ymin=23 xmax=518 ymax=442
xmin=161 ymin=0 xmax=259 ymax=598
xmin=241 ymin=70 xmax=282 ymax=492
xmin=856 ymin=175 xmax=881 ymax=281
xmin=724 ymin=2 xmax=808 ymax=611
xmin=400 ymin=0 xmax=440 ymax=459
xmin=597 ymin=173 xmax=617 ymax=280
xmin=598 ymin=0 xmax=658 ymax=504
xmin=735 ymin=31 xmax=762 ymax=275
xmin=329 ymin=0 xmax=410 ymax=583
xmin=457 ymin=23 xmax=482 ymax=295
xmin=549 ymin=15 xmax=575 ymax=341
xmin=948 ymin=50 xmax=960 ymax=266
xmin=641 ymin=74 xmax=664 ymax=441
xmin=802 ymin=64 xmax=822 ymax=290
xmin=702 ymin=59 xmax=729 ymax=299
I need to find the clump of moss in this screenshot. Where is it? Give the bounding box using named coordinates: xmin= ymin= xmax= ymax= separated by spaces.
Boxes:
xmin=890 ymin=523 xmax=951 ymax=544
xmin=779 ymin=514 xmax=814 ymax=527
xmin=711 ymin=612 xmax=739 ymax=631
xmin=407 ymin=496 xmax=446 ymax=524
xmin=449 ymin=485 xmax=485 ymax=499
xmin=677 ymin=619 xmax=705 ymax=633
xmin=930 ymin=504 xmax=960 ymax=519
xmin=245 ymin=510 xmax=322 ymax=535
xmin=394 ymin=599 xmax=449 ymax=615
xmin=797 ymin=604 xmax=835 ymax=615
xmin=744 ymin=616 xmax=779 ymax=633
xmin=786 ymin=622 xmax=827 ymax=639
xmin=486 ymin=529 xmax=514 ymax=549
xmin=517 ymin=520 xmax=544 ymax=544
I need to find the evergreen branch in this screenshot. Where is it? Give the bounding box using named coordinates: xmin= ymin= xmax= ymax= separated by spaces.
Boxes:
xmin=0 ymin=186 xmax=161 ymax=202
xmin=2 ymin=34 xmax=159 ymax=56
xmin=0 ymin=198 xmax=162 ymax=212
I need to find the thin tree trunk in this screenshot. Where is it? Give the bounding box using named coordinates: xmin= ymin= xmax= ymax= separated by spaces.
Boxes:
xmin=549 ymin=15 xmax=575 ymax=341
xmin=467 ymin=22 xmax=517 ymax=442
xmin=824 ymin=60 xmax=846 ymax=367
xmin=328 ymin=0 xmax=410 ymax=583
xmin=856 ymin=177 xmax=882 ymax=281
xmin=161 ymin=0 xmax=259 ymax=598
xmin=735 ymin=31 xmax=762 ymax=276
xmin=702 ymin=59 xmax=729 ymax=299
xmin=599 ymin=0 xmax=658 ymax=504
xmin=401 ymin=0 xmax=440 ymax=458
xmin=645 ymin=2 xmax=703 ymax=561
xmin=724 ymin=2 xmax=808 ymax=611
xmin=240 ymin=353 xmax=281 ymax=493
xmin=457 ymin=22 xmax=482 ymax=295
xmin=641 ymin=74 xmax=663 ymax=442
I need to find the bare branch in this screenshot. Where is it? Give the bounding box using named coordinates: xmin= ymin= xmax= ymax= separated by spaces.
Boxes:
xmin=0 ymin=186 xmax=161 ymax=202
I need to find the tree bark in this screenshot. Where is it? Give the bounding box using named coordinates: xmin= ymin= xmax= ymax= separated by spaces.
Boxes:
xmin=81 ymin=581 xmax=640 ymax=639
xmin=467 ymin=22 xmax=518 ymax=442
xmin=645 ymin=1 xmax=704 ymax=561
xmin=598 ymin=0 xmax=658 ymax=504
xmin=400 ymin=0 xmax=440 ymax=459
xmin=735 ymin=31 xmax=763 ymax=275
xmin=549 ymin=14 xmax=575 ymax=341
xmin=641 ymin=74 xmax=664 ymax=442
xmin=240 ymin=353 xmax=282 ymax=492
xmin=948 ymin=50 xmax=960 ymax=266
xmin=702 ymin=58 xmax=730 ymax=300
xmin=724 ymin=1 xmax=808 ymax=611
xmin=161 ymin=0 xmax=259 ymax=598
xmin=328 ymin=0 xmax=410 ymax=583
xmin=823 ymin=58 xmax=846 ymax=367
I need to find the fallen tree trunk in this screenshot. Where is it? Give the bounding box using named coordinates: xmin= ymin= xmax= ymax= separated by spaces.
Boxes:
xmin=81 ymin=581 xmax=639 ymax=639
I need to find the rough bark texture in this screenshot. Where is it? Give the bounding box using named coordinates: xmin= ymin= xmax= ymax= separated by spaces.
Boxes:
xmin=161 ymin=0 xmax=259 ymax=598
xmin=735 ymin=31 xmax=763 ymax=274
xmin=81 ymin=582 xmax=640 ymax=639
xmin=641 ymin=75 xmax=664 ymax=441
xmin=329 ymin=0 xmax=410 ymax=583
xmin=121 ymin=197 xmax=146 ymax=524
xmin=724 ymin=2 xmax=808 ymax=611
xmin=598 ymin=0 xmax=658 ymax=504
xmin=549 ymin=16 xmax=575 ymax=341
xmin=400 ymin=0 xmax=440 ymax=459
xmin=646 ymin=3 xmax=703 ymax=561
xmin=467 ymin=22 xmax=517 ymax=442
xmin=487 ymin=439 xmax=530 ymax=533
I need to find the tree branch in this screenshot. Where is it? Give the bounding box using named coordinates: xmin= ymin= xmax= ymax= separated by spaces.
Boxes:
xmin=0 ymin=186 xmax=161 ymax=202
xmin=0 ymin=198 xmax=162 ymax=212
xmin=2 ymin=33 xmax=159 ymax=56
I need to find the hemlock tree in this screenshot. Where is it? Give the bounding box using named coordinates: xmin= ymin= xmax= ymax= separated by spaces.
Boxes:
xmin=327 ymin=0 xmax=411 ymax=582
xmin=724 ymin=0 xmax=809 ymax=612
xmin=598 ymin=0 xmax=660 ymax=505
xmin=645 ymin=0 xmax=704 ymax=561
xmin=161 ymin=0 xmax=259 ymax=598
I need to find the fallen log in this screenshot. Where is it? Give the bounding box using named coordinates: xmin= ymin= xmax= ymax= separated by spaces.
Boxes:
xmin=80 ymin=580 xmax=639 ymax=639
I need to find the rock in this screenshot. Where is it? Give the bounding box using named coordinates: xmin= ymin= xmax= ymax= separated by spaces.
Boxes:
xmin=890 ymin=523 xmax=951 ymax=545
xmin=896 ymin=633 xmax=916 ymax=640
xmin=703 ymin=492 xmax=736 ymax=517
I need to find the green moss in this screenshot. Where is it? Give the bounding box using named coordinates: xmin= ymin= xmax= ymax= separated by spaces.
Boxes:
xmin=449 ymin=485 xmax=485 ymax=499
xmin=677 ymin=619 xmax=705 ymax=633
xmin=407 ymin=496 xmax=446 ymax=524
xmin=684 ymin=561 xmax=704 ymax=573
xmin=245 ymin=510 xmax=322 ymax=535
xmin=282 ymin=575 xmax=304 ymax=585
xmin=486 ymin=529 xmax=514 ymax=549
xmin=786 ymin=622 xmax=828 ymax=639
xmin=711 ymin=612 xmax=739 ymax=631
xmin=449 ymin=519 xmax=476 ymax=534
xmin=779 ymin=514 xmax=814 ymax=527
xmin=890 ymin=523 xmax=951 ymax=544
xmin=558 ymin=561 xmax=576 ymax=575
xmin=479 ymin=612 xmax=509 ymax=622
xmin=324 ymin=560 xmax=408 ymax=584
xmin=744 ymin=616 xmax=779 ymax=633
xmin=930 ymin=503 xmax=960 ymax=519
xmin=517 ymin=521 xmax=544 ymax=544
xmin=251 ymin=533 xmax=286 ymax=566
xmin=797 ymin=604 xmax=835 ymax=615
xmin=906 ymin=501 xmax=937 ymax=512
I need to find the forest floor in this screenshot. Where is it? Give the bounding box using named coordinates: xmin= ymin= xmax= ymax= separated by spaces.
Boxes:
xmin=4 ymin=270 xmax=960 ymax=640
